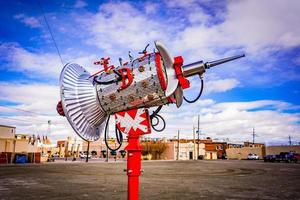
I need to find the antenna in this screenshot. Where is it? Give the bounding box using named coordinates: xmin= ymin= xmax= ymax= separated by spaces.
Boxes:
xmin=288 ymin=135 xmax=292 ymax=146
xmin=252 ymin=127 xmax=258 ymax=144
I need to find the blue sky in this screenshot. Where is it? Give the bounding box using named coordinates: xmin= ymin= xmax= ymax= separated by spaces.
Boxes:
xmin=0 ymin=0 xmax=299 ymax=145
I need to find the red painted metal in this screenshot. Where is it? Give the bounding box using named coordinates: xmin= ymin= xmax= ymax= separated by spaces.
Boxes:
xmin=155 ymin=53 xmax=167 ymax=91
xmin=117 ymin=68 xmax=134 ymax=90
xmin=173 ymin=56 xmax=190 ymax=89
xmin=56 ymin=101 xmax=65 ymax=116
xmin=94 ymin=57 xmax=115 ymax=74
xmin=115 ymin=108 xmax=151 ymax=200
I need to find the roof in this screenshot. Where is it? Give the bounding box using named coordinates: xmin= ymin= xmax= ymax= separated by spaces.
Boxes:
xmin=0 ymin=124 xmax=16 ymax=129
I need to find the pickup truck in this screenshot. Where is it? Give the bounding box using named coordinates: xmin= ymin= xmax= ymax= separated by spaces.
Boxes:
xmin=264 ymin=152 xmax=300 ymax=163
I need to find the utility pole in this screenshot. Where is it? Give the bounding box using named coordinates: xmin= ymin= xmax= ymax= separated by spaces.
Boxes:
xmin=288 ymin=135 xmax=292 ymax=146
xmin=193 ymin=126 xmax=196 ymax=160
xmin=197 ymin=115 xmax=200 ymax=159
xmin=252 ymin=127 xmax=255 ymax=144
xmin=177 ymin=130 xmax=180 ymax=160
xmin=86 ymin=141 xmax=90 ymax=163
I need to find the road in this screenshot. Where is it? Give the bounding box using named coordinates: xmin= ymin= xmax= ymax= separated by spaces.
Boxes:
xmin=0 ymin=160 xmax=299 ymax=199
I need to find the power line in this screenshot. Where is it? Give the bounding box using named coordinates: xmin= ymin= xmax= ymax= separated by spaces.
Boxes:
xmin=0 ymin=116 xmax=65 ymax=125
xmin=0 ymin=105 xmax=54 ymax=116
xmin=37 ymin=1 xmax=64 ymax=66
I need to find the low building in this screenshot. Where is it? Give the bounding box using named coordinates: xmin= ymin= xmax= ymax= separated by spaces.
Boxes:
xmin=57 ymin=137 xmax=83 ymax=158
xmin=226 ymin=142 xmax=266 ymax=160
xmin=0 ymin=124 xmax=42 ymax=163
xmin=266 ymin=145 xmax=300 ymax=155
xmin=82 ymin=138 xmax=128 ymax=159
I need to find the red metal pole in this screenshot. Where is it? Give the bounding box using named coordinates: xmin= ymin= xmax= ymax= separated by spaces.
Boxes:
xmin=126 ymin=134 xmax=142 ymax=200
xmin=115 ymin=108 xmax=151 ymax=200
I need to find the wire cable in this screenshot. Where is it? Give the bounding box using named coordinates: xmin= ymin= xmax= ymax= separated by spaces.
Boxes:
xmin=37 ymin=1 xmax=64 ymax=66
xmin=0 ymin=105 xmax=53 ymax=116
xmin=183 ymin=75 xmax=204 ymax=103
xmin=104 ymin=115 xmax=123 ymax=151
xmin=150 ymin=106 xmax=166 ymax=132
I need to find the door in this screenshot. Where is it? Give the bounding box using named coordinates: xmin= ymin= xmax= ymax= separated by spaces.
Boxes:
xmin=189 ymin=152 xmax=193 ymax=160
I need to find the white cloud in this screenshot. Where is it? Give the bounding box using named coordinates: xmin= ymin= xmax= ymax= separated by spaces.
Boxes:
xmin=156 ymin=99 xmax=300 ymax=145
xmin=74 ymin=0 xmax=87 ymax=8
xmin=0 ymin=43 xmax=102 ymax=78
xmin=0 ymin=82 xmax=59 ymax=114
xmin=222 ymin=0 xmax=300 ymax=53
xmin=78 ymin=2 xmax=169 ymax=55
xmin=0 ymin=82 xmax=76 ymax=141
xmin=171 ymin=0 xmax=300 ymax=58
xmin=205 ymin=78 xmax=239 ymax=94
xmin=14 ymin=14 xmax=41 ymax=28
xmin=0 ymin=81 xmax=299 ymax=144
xmin=0 ymin=43 xmax=62 ymax=77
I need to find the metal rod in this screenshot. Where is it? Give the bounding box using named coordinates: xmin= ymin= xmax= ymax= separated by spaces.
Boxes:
xmin=177 ymin=130 xmax=180 ymax=160
xmin=197 ymin=115 xmax=200 ymax=160
xmin=205 ymin=54 xmax=245 ymax=69
xmin=182 ymin=54 xmax=245 ymax=78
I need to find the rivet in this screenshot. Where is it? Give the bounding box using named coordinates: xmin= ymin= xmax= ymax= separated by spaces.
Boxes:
xmin=128 ymin=94 xmax=135 ymax=102
xmin=141 ymin=81 xmax=148 ymax=88
xmin=138 ymin=65 xmax=145 ymax=72
xmin=109 ymin=94 xmax=116 ymax=101
xmin=148 ymin=94 xmax=154 ymax=101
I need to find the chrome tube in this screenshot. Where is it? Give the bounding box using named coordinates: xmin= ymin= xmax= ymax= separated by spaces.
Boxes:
xmin=182 ymin=54 xmax=245 ymax=77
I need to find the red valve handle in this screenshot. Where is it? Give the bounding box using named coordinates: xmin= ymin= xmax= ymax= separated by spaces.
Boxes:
xmin=94 ymin=57 xmax=114 ymax=73
xmin=56 ymin=101 xmax=65 ymax=116
xmin=117 ymin=68 xmax=133 ymax=90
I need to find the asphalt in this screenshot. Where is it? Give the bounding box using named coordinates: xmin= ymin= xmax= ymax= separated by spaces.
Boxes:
xmin=0 ymin=160 xmax=299 ymax=200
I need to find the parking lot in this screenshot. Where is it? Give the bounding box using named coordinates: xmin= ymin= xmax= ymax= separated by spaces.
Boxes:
xmin=0 ymin=160 xmax=299 ymax=200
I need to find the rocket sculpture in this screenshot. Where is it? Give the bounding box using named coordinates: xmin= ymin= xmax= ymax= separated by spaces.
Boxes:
xmin=57 ymin=41 xmax=244 ymax=200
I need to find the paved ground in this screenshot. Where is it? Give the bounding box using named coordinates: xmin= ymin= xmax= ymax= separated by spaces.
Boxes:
xmin=0 ymin=160 xmax=299 ymax=200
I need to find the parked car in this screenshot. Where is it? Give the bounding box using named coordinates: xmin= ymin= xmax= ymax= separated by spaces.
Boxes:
xmin=264 ymin=151 xmax=300 ymax=163
xmin=80 ymin=153 xmax=91 ymax=159
xmin=291 ymin=153 xmax=300 ymax=163
xmin=247 ymin=153 xmax=259 ymax=160
xmin=264 ymin=154 xmax=276 ymax=162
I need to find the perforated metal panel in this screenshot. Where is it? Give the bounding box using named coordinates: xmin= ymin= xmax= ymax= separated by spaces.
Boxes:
xmin=96 ymin=53 xmax=170 ymax=114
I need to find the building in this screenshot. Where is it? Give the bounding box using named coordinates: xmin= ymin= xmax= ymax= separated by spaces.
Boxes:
xmin=266 ymin=145 xmax=300 ymax=155
xmin=160 ymin=137 xmax=227 ymax=160
xmin=0 ymin=125 xmax=16 ymax=153
xmin=226 ymin=142 xmax=266 ymax=159
xmin=57 ymin=137 xmax=83 ymax=158
xmin=244 ymin=142 xmax=265 ymax=148
xmin=82 ymin=138 xmax=128 ymax=158
xmin=0 ymin=124 xmax=42 ymax=163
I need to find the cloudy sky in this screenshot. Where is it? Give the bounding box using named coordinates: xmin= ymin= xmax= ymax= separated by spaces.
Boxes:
xmin=0 ymin=0 xmax=299 ymax=145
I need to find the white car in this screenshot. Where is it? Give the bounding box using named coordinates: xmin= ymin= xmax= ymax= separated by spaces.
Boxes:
xmin=247 ymin=153 xmax=259 ymax=160
xmin=80 ymin=153 xmax=92 ymax=159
